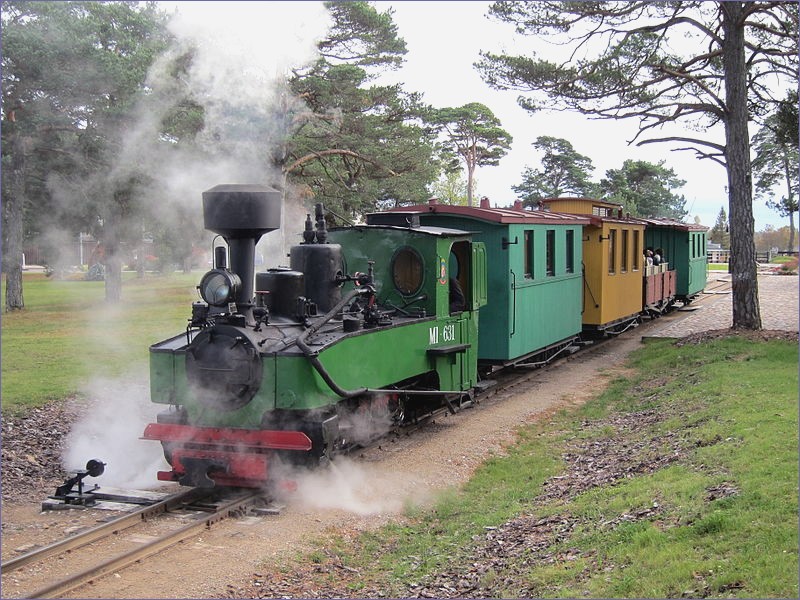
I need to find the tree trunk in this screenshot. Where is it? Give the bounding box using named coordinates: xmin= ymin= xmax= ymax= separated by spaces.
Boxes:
xmin=782 ymin=149 xmax=796 ymax=252
xmin=2 ymin=132 xmax=27 ymax=311
xmin=103 ymin=211 xmax=122 ymax=303
xmin=466 ymin=165 xmax=475 ymax=207
xmin=136 ymin=240 xmax=145 ymax=279
xmin=105 ymin=254 xmax=122 ymax=302
xmin=465 ymin=154 xmax=475 ymax=207
xmin=721 ymin=1 xmax=761 ymax=330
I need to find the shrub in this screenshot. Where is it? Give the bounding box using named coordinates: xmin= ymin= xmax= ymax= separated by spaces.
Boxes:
xmin=779 ymin=257 xmax=798 ymax=274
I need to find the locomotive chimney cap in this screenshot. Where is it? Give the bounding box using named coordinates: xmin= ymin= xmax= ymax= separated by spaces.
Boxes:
xmin=202 ymin=184 xmax=282 ymax=239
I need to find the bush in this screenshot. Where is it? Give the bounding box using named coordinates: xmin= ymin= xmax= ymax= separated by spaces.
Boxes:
xmin=86 ymin=263 xmax=105 ymax=281
xmin=779 ymin=257 xmax=798 ymax=274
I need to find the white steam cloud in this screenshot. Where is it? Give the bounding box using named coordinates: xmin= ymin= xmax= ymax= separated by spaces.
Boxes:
xmin=289 ymin=458 xmax=431 ymax=516
xmin=63 ymin=376 xmax=169 ymax=490
xmin=114 ymin=1 xmax=331 ymax=208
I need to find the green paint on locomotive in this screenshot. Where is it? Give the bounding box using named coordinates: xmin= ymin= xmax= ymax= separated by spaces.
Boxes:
xmin=149 ymin=224 xmax=485 ymax=430
xmin=328 ymin=225 xmax=484 ymax=388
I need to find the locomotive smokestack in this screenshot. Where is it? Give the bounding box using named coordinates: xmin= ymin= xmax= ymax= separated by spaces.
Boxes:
xmin=202 ymin=184 xmax=282 ymax=318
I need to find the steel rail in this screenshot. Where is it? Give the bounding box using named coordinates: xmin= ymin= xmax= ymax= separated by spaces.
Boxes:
xmin=2 ymin=488 xmax=205 ymax=573
xmin=24 ymin=490 xmax=262 ymax=599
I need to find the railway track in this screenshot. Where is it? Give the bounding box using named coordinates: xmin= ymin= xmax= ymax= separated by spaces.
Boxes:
xmin=1 ymin=488 xmax=266 ymax=599
xmin=695 ymin=275 xmax=732 ymax=296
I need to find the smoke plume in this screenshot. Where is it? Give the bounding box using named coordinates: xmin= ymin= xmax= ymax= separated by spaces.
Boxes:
xmin=63 ymin=375 xmax=168 ymax=490
xmin=60 ymin=2 xmax=332 ymax=485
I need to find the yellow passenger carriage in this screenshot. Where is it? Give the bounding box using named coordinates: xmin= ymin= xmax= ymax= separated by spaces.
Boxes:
xmin=540 ymin=198 xmax=646 ymax=335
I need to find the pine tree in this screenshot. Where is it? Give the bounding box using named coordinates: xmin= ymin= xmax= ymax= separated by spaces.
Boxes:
xmin=710 ymin=207 xmax=731 ymax=248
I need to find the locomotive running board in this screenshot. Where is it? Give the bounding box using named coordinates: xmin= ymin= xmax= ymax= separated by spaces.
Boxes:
xmin=141 ymin=423 xmax=312 ymax=451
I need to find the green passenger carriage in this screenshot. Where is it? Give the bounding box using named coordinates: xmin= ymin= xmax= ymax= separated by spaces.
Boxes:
xmin=371 ymin=199 xmax=589 ymax=366
xmin=638 ymin=217 xmax=709 ymax=303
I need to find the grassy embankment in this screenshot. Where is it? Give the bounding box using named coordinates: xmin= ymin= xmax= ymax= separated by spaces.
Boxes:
xmin=1 ymin=271 xmax=197 ymax=413
xmin=707 ymin=263 xmax=729 ymax=271
xmin=281 ymin=335 xmax=798 ymax=598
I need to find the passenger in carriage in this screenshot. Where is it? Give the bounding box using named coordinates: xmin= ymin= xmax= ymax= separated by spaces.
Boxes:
xmin=655 ymin=248 xmax=664 ymax=266
xmin=652 ymin=248 xmax=662 ymax=266
xmin=645 ymin=249 xmax=654 ymax=266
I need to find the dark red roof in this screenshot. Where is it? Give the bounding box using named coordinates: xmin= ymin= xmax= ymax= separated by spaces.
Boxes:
xmin=587 ymin=216 xmax=646 ymax=228
xmin=632 ymin=216 xmax=709 ymax=232
xmin=380 ymin=203 xmax=591 ymax=225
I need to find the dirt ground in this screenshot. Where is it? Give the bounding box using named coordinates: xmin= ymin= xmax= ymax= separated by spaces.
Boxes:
xmin=1 ymin=327 xmax=645 ymax=599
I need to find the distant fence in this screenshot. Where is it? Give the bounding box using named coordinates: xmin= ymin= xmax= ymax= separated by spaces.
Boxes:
xmin=708 ymin=250 xmax=797 ymax=264
xmin=755 ymin=251 xmax=771 ymax=263
xmin=756 ymin=250 xmax=799 ymax=262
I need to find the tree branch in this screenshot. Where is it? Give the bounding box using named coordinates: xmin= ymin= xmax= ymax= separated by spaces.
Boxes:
xmin=283 ymin=149 xmax=399 ymax=176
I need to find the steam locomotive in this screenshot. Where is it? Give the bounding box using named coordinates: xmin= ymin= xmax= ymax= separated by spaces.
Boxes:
xmin=142 ymin=185 xmax=707 ymax=489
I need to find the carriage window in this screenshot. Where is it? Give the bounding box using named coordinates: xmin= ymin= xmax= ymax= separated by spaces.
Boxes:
xmin=391 ymin=246 xmax=424 ymax=296
xmin=621 ymin=230 xmax=628 ymax=273
xmin=632 ymin=230 xmax=640 ymax=270
xmin=608 ymin=229 xmax=617 ymax=274
xmin=524 ymin=230 xmax=533 ymax=278
xmin=546 ymin=229 xmax=555 ymax=276
xmin=566 ymin=230 xmax=574 ymax=274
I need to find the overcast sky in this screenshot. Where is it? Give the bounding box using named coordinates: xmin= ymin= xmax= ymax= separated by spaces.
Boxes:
xmin=163 ymin=1 xmax=784 ymax=231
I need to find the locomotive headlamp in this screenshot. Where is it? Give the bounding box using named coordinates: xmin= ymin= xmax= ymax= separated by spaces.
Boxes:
xmin=198 ymin=269 xmax=241 ymax=307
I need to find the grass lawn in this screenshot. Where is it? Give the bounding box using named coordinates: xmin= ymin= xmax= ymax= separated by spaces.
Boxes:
xmin=288 ymin=336 xmax=798 ymax=598
xmin=1 ymin=271 xmax=198 ymax=413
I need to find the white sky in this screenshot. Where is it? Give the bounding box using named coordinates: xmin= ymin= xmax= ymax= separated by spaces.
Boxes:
xmin=160 ymin=1 xmax=784 ymax=230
